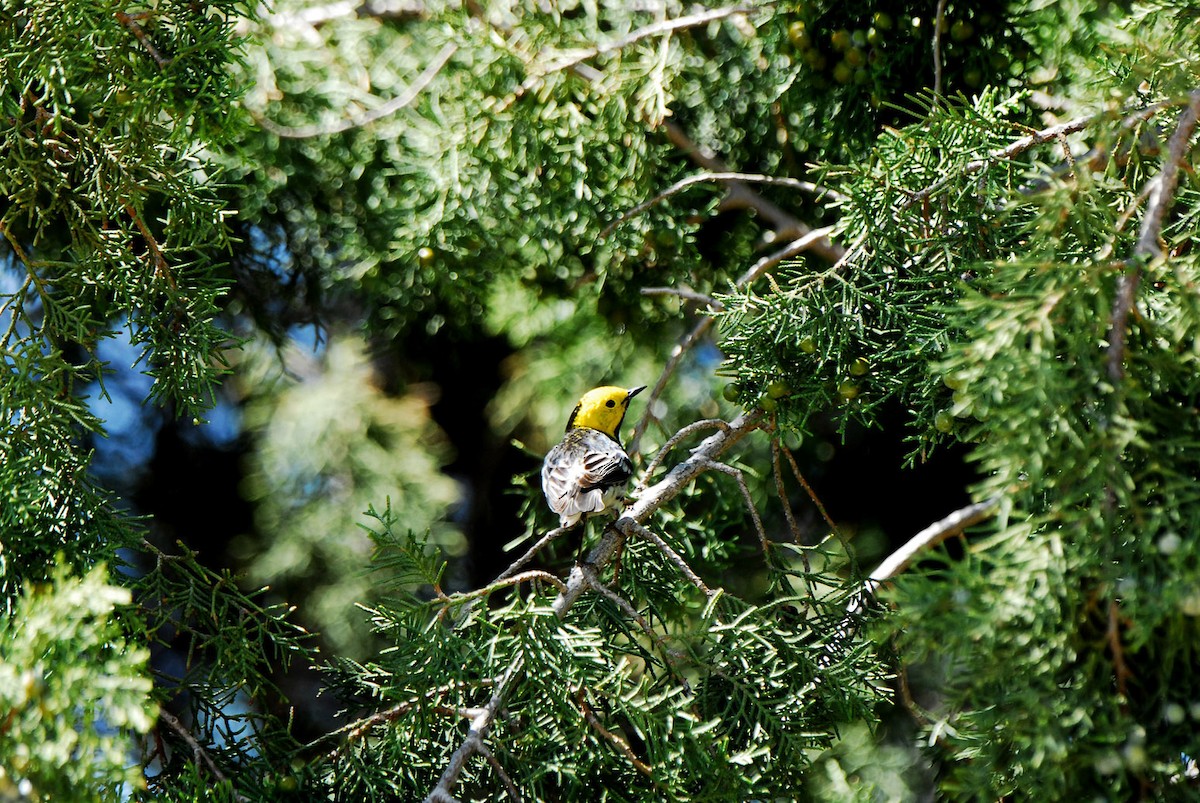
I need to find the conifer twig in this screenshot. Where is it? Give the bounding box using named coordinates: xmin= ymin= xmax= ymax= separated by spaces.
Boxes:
xmin=158 ymin=710 xmax=248 ymax=803
xmin=636 ymin=418 xmax=731 ymax=489
xmin=425 ymin=411 xmax=761 ymax=801
xmin=629 ymin=224 xmax=838 ymax=455
xmin=575 ymin=690 xmax=655 ymax=777
xmin=256 ymin=42 xmax=457 ymax=138
xmin=579 ymin=565 xmax=677 ymax=660
xmin=1107 ymin=90 xmax=1200 ymax=382
xmin=601 ymin=171 xmax=844 ymax=238
xmin=819 ymin=497 xmax=1000 ymax=668
xmin=512 ymin=6 xmax=757 ymax=103
xmin=906 ymin=100 xmax=1174 ymax=207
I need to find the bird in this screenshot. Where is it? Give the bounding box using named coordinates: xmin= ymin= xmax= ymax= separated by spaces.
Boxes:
xmin=542 ymin=385 xmax=645 ymax=529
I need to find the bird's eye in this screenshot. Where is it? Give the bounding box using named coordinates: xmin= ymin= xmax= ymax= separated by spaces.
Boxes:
xmin=605 ymin=399 xmax=616 ymax=408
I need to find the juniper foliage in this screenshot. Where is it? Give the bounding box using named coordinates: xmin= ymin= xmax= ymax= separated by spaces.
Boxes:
xmin=4 ymin=0 xmax=1200 ymax=800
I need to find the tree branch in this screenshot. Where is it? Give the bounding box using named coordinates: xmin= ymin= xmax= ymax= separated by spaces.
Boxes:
xmin=513 ymin=6 xmax=758 ymax=102
xmin=818 ymin=497 xmax=1000 ymax=669
xmin=256 ymin=42 xmax=457 ymax=138
xmin=865 ymin=497 xmax=1001 ymax=591
xmin=629 ymin=223 xmax=838 ymax=456
xmin=158 ymin=709 xmax=247 ymax=803
xmin=601 ymin=171 xmax=844 ymax=238
xmin=931 ymin=0 xmax=947 ymax=100
xmin=575 ymin=689 xmax=655 ymax=777
xmin=253 ymin=0 xmax=427 ymax=30
xmin=116 ymin=10 xmax=170 ymax=68
xmin=906 ymin=100 xmax=1174 ymax=208
xmin=1107 ymin=90 xmax=1200 ymax=382
xmin=635 ymin=418 xmax=730 ymax=489
xmin=640 ymin=285 xmax=723 ymax=310
xmin=423 ymin=411 xmax=761 ymax=800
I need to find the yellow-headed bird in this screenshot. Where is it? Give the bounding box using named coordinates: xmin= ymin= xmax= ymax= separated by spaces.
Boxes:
xmin=542 ymin=385 xmax=645 ymax=528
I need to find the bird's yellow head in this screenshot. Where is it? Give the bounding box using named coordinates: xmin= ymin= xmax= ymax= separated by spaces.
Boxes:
xmin=566 ymin=385 xmax=646 ymax=440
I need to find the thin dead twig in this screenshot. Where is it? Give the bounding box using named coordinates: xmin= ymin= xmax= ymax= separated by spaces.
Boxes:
xmin=575 ymin=689 xmax=654 ymax=777
xmin=158 ymin=710 xmax=248 ymax=802
xmin=116 ymin=10 xmax=170 ymax=68
xmin=626 ymin=519 xmax=712 ymax=597
xmin=931 ymin=0 xmax=947 ymax=100
xmin=1107 ymin=598 xmax=1134 ymax=702
xmin=697 ymin=458 xmax=770 ymax=556
xmin=636 ymin=418 xmax=731 ymax=490
xmin=778 ymin=443 xmax=840 ymax=540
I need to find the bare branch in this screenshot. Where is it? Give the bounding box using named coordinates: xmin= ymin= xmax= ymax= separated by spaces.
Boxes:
xmin=640 ymin=286 xmax=723 ymax=310
xmin=475 ymin=741 xmax=522 ymax=802
xmin=495 ymin=526 xmax=574 ymax=582
xmin=253 ymin=0 xmax=426 ymax=30
xmin=116 ymin=10 xmax=170 ymax=68
xmin=441 ymin=570 xmax=567 ymax=612
xmin=575 ymin=689 xmax=654 ymax=777
xmin=635 ymin=418 xmax=731 ymax=490
xmin=907 ymin=100 xmax=1174 ymax=207
xmin=698 ymin=458 xmax=770 ymax=556
xmin=579 ymin=565 xmax=673 ymax=655
xmin=778 ymin=443 xmax=840 ymax=539
xmin=1106 ymin=599 xmax=1134 ymax=701
xmin=602 ymin=171 xmax=845 ymax=238
xmin=771 ymin=439 xmax=804 ymax=546
xmin=1107 ymin=90 xmax=1200 ymax=382
xmin=931 ymin=0 xmax=947 ymax=99
xmin=124 ymin=203 xmax=177 ymax=292
xmin=423 ymin=656 xmax=525 ymax=803
xmin=626 ymin=519 xmax=712 ymax=596
xmin=817 ymin=497 xmax=1000 ymax=669
xmin=314 ymin=678 xmax=497 ymax=764
xmin=734 ymin=224 xmax=839 ymax=287
xmin=514 ymin=6 xmax=757 ymax=102
xmin=158 ymin=710 xmax=247 ymax=803
xmin=257 ymin=43 xmax=457 ymax=138
xmin=866 ymin=497 xmax=1000 ymax=591
xmin=661 ymin=121 xmax=845 ymax=261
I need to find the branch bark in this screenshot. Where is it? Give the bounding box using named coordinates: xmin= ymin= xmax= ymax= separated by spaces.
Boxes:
xmin=1107 ymin=90 xmax=1200 ymax=382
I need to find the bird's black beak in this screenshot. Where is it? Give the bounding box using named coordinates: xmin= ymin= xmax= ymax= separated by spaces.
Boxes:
xmin=627 ymin=385 xmax=647 ymax=399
